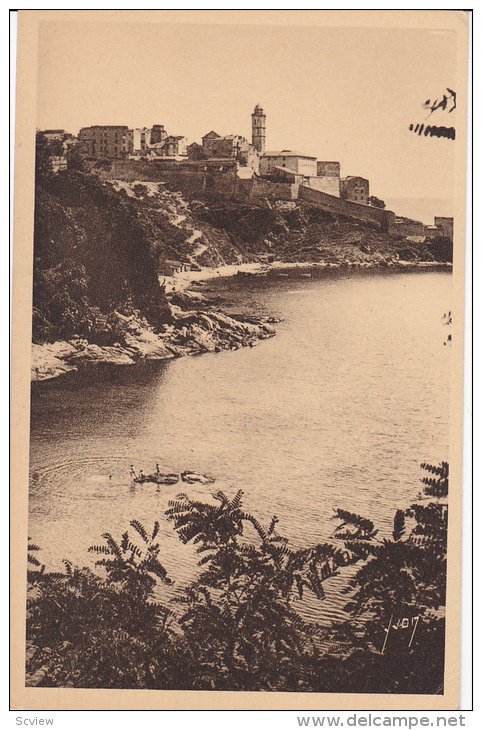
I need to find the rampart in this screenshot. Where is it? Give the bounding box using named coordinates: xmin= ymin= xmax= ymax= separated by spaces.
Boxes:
xmin=393 ymin=218 xmax=426 ymax=237
xmin=95 ymin=159 xmax=297 ymax=202
xmin=234 ymin=178 xmax=298 ymax=202
xmin=94 ymin=159 xmax=395 ymax=232
xmin=304 ymin=176 xmax=340 ymax=197
xmin=299 ymin=186 xmax=395 ymax=232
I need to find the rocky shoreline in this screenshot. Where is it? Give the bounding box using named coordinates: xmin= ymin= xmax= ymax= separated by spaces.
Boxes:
xmin=166 ymin=258 xmax=452 ymax=292
xmin=31 ymin=296 xmax=276 ymax=382
xmin=31 ymin=259 xmax=451 ymax=383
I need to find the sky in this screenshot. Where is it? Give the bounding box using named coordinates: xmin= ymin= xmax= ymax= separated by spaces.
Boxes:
xmin=36 ymin=17 xmax=458 ymax=222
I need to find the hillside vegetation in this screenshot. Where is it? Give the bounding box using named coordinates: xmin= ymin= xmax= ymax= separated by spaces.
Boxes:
xmin=33 ymin=162 xmax=451 ymax=347
xmin=101 ymin=178 xmax=453 ymax=273
xmin=33 ymin=171 xmax=176 ymax=344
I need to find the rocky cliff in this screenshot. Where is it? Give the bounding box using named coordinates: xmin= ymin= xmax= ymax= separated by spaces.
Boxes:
xmin=31 ymin=169 xmax=451 ymax=380
xmin=105 ymin=178 xmax=452 ymax=272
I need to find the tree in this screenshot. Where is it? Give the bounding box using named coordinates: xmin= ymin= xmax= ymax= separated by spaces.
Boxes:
xmin=428 ymin=236 xmax=453 ymax=264
xmin=166 ymin=490 xmax=350 ymax=690
xmin=329 ymin=462 xmax=448 ymax=693
xmin=26 ymin=522 xmax=182 ymax=689
xmin=369 ymin=195 xmax=386 ymax=209
xmin=25 ymin=465 xmax=449 ymax=693
xmin=88 ymin=519 xmax=172 ymax=597
xmin=64 ymin=141 xmax=86 ymax=172
xmin=33 ymin=170 xmax=173 ymax=343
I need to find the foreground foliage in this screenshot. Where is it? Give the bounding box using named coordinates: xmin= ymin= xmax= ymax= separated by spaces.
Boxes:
xmin=26 ymin=463 xmax=448 ymax=693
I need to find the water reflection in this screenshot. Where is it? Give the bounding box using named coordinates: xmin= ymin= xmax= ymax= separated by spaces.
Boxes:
xmin=29 ymin=268 xmax=451 ymax=623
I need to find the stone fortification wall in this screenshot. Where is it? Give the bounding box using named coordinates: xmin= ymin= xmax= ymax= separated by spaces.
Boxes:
xmin=299 ymin=186 xmax=395 ymax=232
xmin=95 ymin=160 xmax=393 ymax=229
xmin=271 ymin=166 xmax=304 ymax=184
xmin=97 ymin=159 xmax=297 ymax=202
xmin=393 ymin=219 xmax=426 ymax=237
xmin=304 ymin=177 xmax=340 ymax=197
xmin=235 ymin=178 xmax=298 ymax=202
xmin=94 ymin=159 xmax=237 ymax=198
xmin=316 ymin=161 xmax=340 ymax=177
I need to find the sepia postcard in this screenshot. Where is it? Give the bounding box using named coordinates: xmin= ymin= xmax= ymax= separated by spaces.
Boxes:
xmin=11 ymin=9 xmax=470 ymax=711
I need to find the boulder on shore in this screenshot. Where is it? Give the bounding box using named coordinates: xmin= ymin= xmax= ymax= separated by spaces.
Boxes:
xmin=31 ymin=307 xmax=275 ymax=382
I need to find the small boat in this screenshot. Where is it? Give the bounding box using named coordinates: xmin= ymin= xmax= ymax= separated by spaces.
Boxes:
xmin=154 ymin=473 xmax=180 ymax=485
xmin=181 ymin=470 xmax=216 ymax=484
xmin=134 ymin=472 xmax=179 ymax=485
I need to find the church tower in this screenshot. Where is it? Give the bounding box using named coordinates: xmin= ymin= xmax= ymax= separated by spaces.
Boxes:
xmin=251 ymin=103 xmax=266 ymax=153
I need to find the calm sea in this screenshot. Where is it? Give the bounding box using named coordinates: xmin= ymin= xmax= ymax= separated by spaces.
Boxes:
xmin=29 ymin=268 xmax=451 ymax=623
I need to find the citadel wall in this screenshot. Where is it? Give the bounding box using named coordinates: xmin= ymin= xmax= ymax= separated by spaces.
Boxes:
xmin=304 ymin=176 xmax=340 ymax=197
xmin=95 ymin=159 xmax=394 ymax=231
xmin=95 ymin=159 xmax=297 ymax=202
xmin=299 ymin=186 xmax=395 ymax=232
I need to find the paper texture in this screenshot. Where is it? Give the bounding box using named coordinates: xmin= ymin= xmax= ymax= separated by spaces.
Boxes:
xmin=11 ymin=9 xmax=469 ymax=710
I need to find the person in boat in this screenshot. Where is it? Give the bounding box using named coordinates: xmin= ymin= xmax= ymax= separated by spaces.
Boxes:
xmin=156 ymin=462 xmax=160 ymax=475
xmin=138 ymin=469 xmax=145 ymax=481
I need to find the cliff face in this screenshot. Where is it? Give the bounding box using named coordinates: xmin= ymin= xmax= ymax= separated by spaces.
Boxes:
xmin=33 ymin=173 xmax=172 ymax=345
xmin=104 ymin=178 xmax=451 ymax=273
xmin=32 ymin=171 xmax=280 ymax=379
xmin=32 ymin=170 xmax=451 ymax=379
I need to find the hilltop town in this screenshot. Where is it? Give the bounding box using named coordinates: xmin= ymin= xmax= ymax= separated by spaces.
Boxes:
xmin=38 ymin=103 xmax=453 ymax=244
xmin=31 ymin=103 xmax=454 ymax=380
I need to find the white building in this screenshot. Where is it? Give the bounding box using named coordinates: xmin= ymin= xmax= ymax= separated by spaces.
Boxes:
xmin=127 ymin=127 xmax=152 ymax=154
xmin=260 ymin=150 xmax=317 ymax=178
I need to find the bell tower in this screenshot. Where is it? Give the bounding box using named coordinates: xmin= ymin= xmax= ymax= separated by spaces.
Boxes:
xmin=251 ymin=103 xmax=266 ymax=153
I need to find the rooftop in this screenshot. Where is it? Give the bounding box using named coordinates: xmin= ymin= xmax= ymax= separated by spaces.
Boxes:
xmin=262 ymin=150 xmax=317 ymax=159
xmin=80 ymin=125 xmax=129 ymax=130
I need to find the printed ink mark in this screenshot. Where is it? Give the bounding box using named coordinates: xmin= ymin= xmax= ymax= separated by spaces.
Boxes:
xmin=423 ymin=88 xmax=456 ymax=116
xmin=409 ymin=88 xmax=456 ymax=141
xmin=408 ymin=123 xmax=455 ymax=139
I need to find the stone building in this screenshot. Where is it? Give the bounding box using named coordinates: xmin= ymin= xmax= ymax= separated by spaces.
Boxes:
xmin=393 ymin=217 xmax=426 ymax=238
xmin=126 ymin=127 xmax=151 ymax=155
xmin=203 ymin=134 xmax=249 ymax=159
xmin=202 ymin=131 xmax=221 ymax=156
xmin=239 ymin=144 xmax=260 ymax=175
xmin=150 ymin=124 xmax=167 ymax=145
xmin=251 ymin=103 xmax=266 ymax=153
xmin=201 ymin=131 xmax=259 ymax=174
xmin=50 ymin=156 xmax=68 ymax=174
xmin=160 ymin=135 xmax=189 ymax=157
xmin=340 ymin=176 xmax=369 ymax=205
xmin=78 ymin=125 xmax=130 ymax=159
xmin=41 ymin=129 xmax=66 ymax=142
xmin=260 ymin=150 xmax=317 ymax=178
xmin=434 ymin=216 xmax=454 ymax=239
xmin=317 ymin=161 xmax=341 ymax=178
xmin=306 ymin=161 xmax=341 ymax=196
xmin=186 ymin=142 xmax=208 ymax=160
xmin=424 ymin=224 xmax=440 ymax=240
